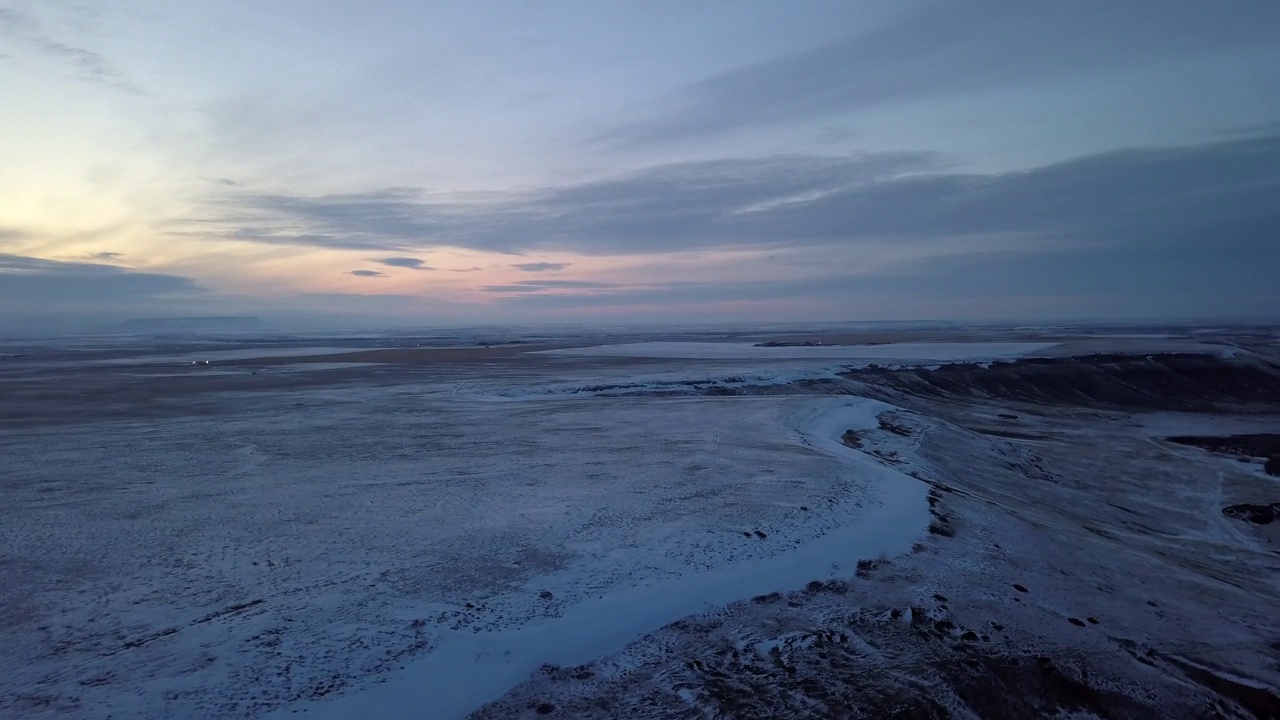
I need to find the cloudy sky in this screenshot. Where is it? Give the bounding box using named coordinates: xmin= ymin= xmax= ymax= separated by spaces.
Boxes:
xmin=2 ymin=0 xmax=1278 ymax=333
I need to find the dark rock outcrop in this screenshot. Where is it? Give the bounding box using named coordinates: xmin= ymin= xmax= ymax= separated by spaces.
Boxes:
xmin=843 ymin=354 xmax=1280 ymax=413
xmin=1222 ymin=503 xmax=1280 ymax=525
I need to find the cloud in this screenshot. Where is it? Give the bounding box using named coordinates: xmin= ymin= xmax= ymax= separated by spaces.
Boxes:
xmin=183 ymin=188 xmax=451 ymax=251
xmin=0 ymin=7 xmax=143 ymax=94
xmin=0 ymin=253 xmax=203 ymax=305
xmin=186 ymin=135 xmax=1279 ymax=276
xmin=482 ymin=280 xmax=618 ymax=293
xmin=511 ymin=262 xmax=569 ymax=272
xmin=756 ymin=136 xmax=1280 ymax=249
xmin=86 ymin=251 xmax=124 ymax=260
xmin=598 ymin=1 xmax=1280 ymax=146
xmin=372 ymin=256 xmax=433 ymax=270
xmin=482 ymin=278 xmax=806 ymax=308
xmin=518 ymin=280 xmax=615 ymax=289
xmin=484 ymin=251 xmax=1278 ymax=320
xmin=348 ymin=269 xmax=387 ymax=277
xmin=185 ymin=152 xmax=938 ymax=253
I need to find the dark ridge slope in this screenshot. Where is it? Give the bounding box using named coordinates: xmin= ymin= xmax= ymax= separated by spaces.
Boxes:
xmin=843 ymin=353 xmax=1280 ymax=412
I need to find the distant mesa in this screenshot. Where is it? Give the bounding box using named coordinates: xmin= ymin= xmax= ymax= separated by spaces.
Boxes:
xmin=122 ymin=316 xmax=264 ymax=332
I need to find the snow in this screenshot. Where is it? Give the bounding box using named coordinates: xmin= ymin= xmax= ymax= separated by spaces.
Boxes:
xmin=6 ymin=329 xmax=1277 ymax=719
xmin=2 ymin=383 xmax=929 ymax=719
xmin=471 ymin=361 xmax=1280 ymax=717
xmin=268 ymin=362 xmax=382 ymax=372
xmin=287 ymin=400 xmax=928 ymax=719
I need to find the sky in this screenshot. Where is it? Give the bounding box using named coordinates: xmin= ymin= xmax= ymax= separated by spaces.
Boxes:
xmin=1 ymin=0 xmax=1278 ymax=333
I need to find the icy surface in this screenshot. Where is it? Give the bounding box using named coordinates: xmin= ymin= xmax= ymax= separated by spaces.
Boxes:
xmin=292 ymin=400 xmax=928 ymax=719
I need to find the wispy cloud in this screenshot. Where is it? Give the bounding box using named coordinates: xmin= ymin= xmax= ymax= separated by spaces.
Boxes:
xmin=482 ymin=280 xmax=618 ymax=293
xmin=183 ymin=152 xmax=938 ymax=253
xmin=0 ymin=6 xmax=144 ymax=94
xmin=0 ymin=253 xmax=202 ymax=305
xmin=596 ymin=1 xmax=1280 ymax=146
xmin=184 ymin=135 xmax=1279 ymax=275
xmin=348 ymin=269 xmax=387 ymax=278
xmin=371 ymin=256 xmax=433 ymax=270
xmin=182 ymin=188 xmax=452 ymax=251
xmin=511 ymin=262 xmax=569 ymax=272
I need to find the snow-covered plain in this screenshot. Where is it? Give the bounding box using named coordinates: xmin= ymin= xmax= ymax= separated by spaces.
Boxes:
xmin=3 ymin=330 xmax=1279 ymax=718
xmin=539 ymin=340 xmax=1056 ymax=361
xmin=81 ymin=346 xmax=376 ymax=365
xmin=300 ymin=399 xmax=929 ymax=720
xmin=1 ymin=342 xmax=958 ymax=718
